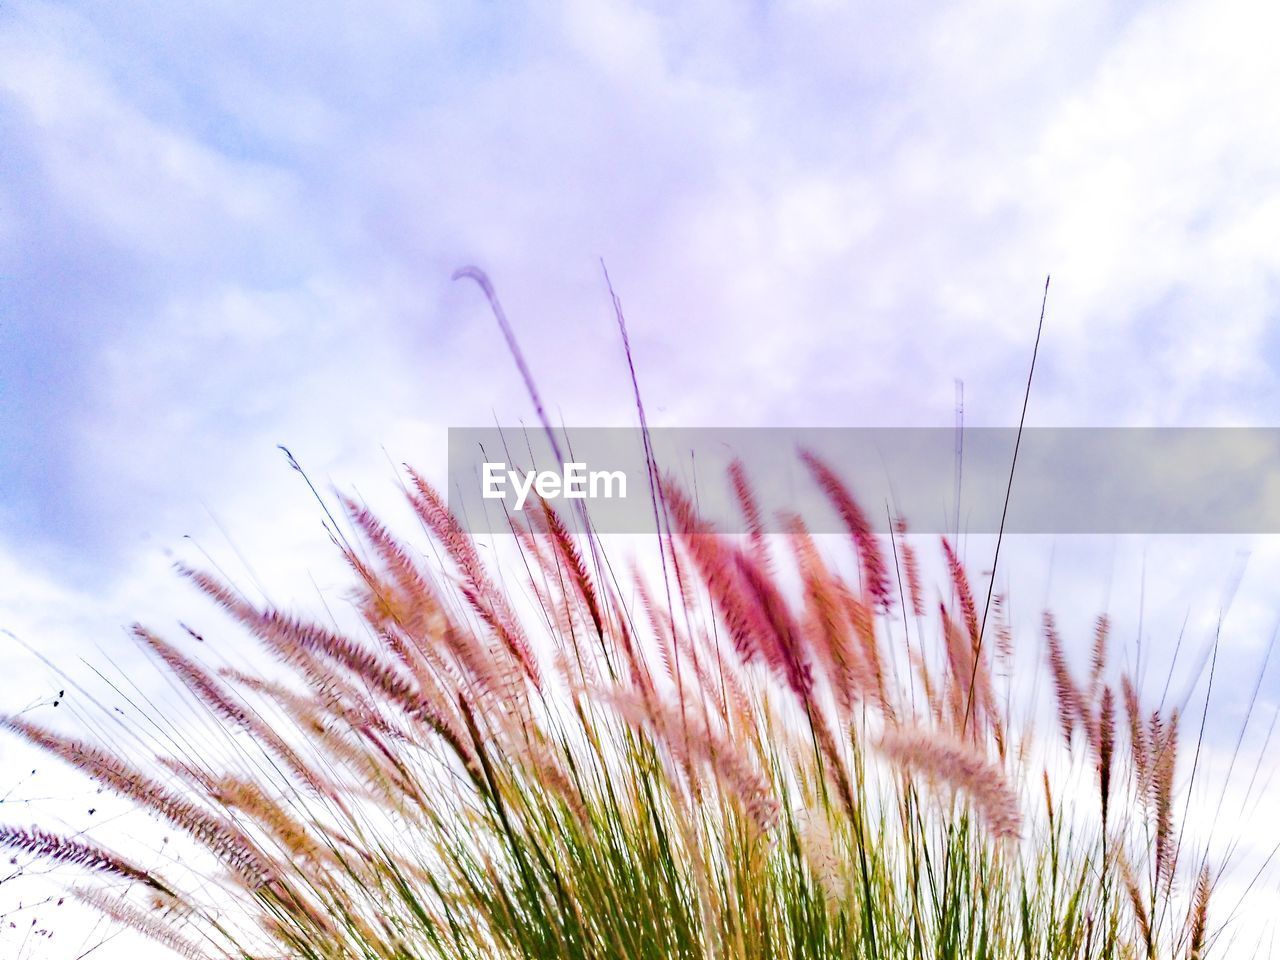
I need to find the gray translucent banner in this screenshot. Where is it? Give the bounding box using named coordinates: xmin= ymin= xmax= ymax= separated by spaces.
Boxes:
xmin=446 ymin=428 xmax=1280 ymax=534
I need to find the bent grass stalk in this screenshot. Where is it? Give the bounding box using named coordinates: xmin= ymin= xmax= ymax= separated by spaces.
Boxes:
xmin=0 ymin=461 xmax=1253 ymax=959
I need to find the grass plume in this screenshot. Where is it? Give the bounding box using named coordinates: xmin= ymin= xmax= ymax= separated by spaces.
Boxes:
xmin=0 ymin=462 xmax=1257 ymax=960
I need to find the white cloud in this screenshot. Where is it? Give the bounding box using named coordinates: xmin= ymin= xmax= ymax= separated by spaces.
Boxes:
xmin=4 ymin=0 xmax=1280 ymax=953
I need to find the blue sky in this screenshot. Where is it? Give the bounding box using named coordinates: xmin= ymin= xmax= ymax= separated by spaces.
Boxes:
xmin=3 ymin=0 xmax=1280 ymax=953
xmin=5 ymin=0 xmax=1280 ymax=581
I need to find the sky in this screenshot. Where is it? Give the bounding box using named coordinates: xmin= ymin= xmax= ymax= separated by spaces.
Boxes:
xmin=3 ymin=0 xmax=1280 ymax=955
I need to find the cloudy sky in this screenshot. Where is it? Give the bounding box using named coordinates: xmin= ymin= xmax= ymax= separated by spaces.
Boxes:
xmin=3 ymin=0 xmax=1280 ymax=955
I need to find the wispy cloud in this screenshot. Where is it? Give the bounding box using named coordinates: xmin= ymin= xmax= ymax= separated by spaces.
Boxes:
xmin=4 ymin=0 xmax=1279 ymax=574
xmin=2 ymin=2 xmax=1279 ymax=948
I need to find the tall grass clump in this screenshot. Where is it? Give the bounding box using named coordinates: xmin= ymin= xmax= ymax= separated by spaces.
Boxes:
xmin=0 ymin=453 xmax=1247 ymax=959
